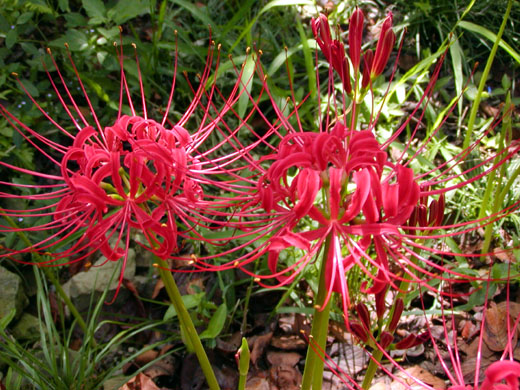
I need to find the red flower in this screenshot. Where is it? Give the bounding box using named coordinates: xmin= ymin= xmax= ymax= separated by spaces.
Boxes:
xmin=0 ymin=38 xmax=262 ymax=298
xmin=190 ymin=10 xmax=520 ymax=323
xmin=312 ymin=11 xmax=395 ymax=97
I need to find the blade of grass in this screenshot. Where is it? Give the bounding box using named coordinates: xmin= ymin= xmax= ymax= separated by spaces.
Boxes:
xmin=462 ymin=0 xmax=513 ymax=150
xmin=229 ymin=0 xmax=314 ymax=52
xmin=458 ymin=21 xmax=520 ymax=65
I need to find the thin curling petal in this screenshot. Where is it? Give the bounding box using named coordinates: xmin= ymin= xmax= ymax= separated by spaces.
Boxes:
xmin=481 ymin=361 xmax=520 ymax=390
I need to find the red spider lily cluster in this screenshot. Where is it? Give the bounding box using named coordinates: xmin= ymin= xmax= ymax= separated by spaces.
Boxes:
xmin=189 ymin=10 xmax=520 ymax=314
xmin=1 ymin=7 xmax=520 ymax=390
xmin=0 ymin=38 xmax=267 ymax=296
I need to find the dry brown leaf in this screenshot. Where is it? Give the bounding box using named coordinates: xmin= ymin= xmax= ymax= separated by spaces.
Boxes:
xmin=266 ymin=351 xmax=301 ymax=367
xmin=393 ymin=365 xmax=446 ymax=390
xmin=151 ymin=279 xmax=164 ymax=299
xmin=249 ymin=332 xmax=273 ymax=366
xmin=267 ymin=351 xmax=302 ymax=390
xmin=143 ymin=355 xmax=176 ymax=379
xmin=134 ymin=349 xmax=159 ymax=366
xmin=119 ymin=373 xmax=160 ymax=390
xmin=245 ymin=376 xmax=270 ymax=390
xmin=483 ymin=302 xmax=520 ymax=352
xmin=271 ymin=334 xmax=307 ymax=350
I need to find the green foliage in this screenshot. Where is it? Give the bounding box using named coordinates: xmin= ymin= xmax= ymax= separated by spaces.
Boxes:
xmin=0 ymin=267 xmax=176 ymax=390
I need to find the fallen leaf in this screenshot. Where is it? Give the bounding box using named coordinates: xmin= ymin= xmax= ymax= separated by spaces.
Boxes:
xmin=245 ymin=376 xmax=270 ymax=390
xmin=482 ymin=301 xmax=520 ymax=352
xmin=267 ymin=351 xmax=302 ymax=390
xmin=249 ymin=332 xmax=273 ymax=366
xmin=271 ymin=334 xmax=307 ymax=350
xmin=143 ymin=355 xmax=176 ymax=379
xmin=134 ymin=349 xmax=159 ymax=366
xmin=119 ymin=373 xmax=160 ymax=390
xmin=151 ymin=279 xmax=164 ymax=299
xmin=393 ymin=365 xmax=446 ymax=390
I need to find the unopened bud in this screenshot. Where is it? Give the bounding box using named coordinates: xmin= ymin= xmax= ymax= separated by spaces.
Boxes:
xmin=375 ymin=287 xmax=387 ymax=319
xmin=379 ymin=331 xmax=394 ymax=349
xmin=395 ymin=333 xmax=416 ymax=349
xmin=388 ymin=298 xmax=404 ymax=332
xmin=356 ymin=303 xmax=370 ymax=329
xmin=349 ymin=321 xmax=368 ymax=343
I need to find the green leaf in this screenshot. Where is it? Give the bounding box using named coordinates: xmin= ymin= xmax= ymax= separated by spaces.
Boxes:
xmin=163 ymin=292 xmax=204 ymax=320
xmin=237 ymin=52 xmax=255 ymax=119
xmin=18 ymin=79 xmax=39 ymax=97
xmin=458 ymin=21 xmax=520 ymax=65
xmin=199 ymin=304 xmax=227 ymax=339
xmin=25 ymin=0 xmax=53 ymax=14
xmin=0 ymin=308 xmax=16 ymax=330
xmin=58 ymin=0 xmax=70 ymax=12
xmin=107 ymin=0 xmax=150 ymax=25
xmin=82 ymin=0 xmax=107 ymax=23
xmin=170 ymin=0 xmax=215 ymax=28
xmin=5 ymin=29 xmax=17 ymax=50
xmin=49 ymin=30 xmax=89 ymax=51
xmin=64 ymin=13 xmax=88 ymax=27
xmin=17 ymin=12 xmax=34 ymax=25
xmin=230 ymin=0 xmax=313 ymax=51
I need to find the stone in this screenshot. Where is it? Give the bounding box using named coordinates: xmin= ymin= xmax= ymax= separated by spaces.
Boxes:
xmin=62 ymin=249 xmax=136 ymax=298
xmin=0 ymin=266 xmax=28 ymax=325
xmin=11 ymin=312 xmax=41 ymax=340
xmin=62 ymin=249 xmax=136 ymax=312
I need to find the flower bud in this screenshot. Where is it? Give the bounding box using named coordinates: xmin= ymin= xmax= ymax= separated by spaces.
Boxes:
xmin=349 ymin=321 xmax=369 ymax=343
xmin=349 ymin=8 xmax=364 ymax=71
xmin=375 ymin=287 xmax=387 ymax=319
xmin=356 ymin=302 xmax=370 ymax=329
xmin=388 ymin=298 xmax=404 ymax=332
xmin=361 ymin=50 xmax=373 ymax=89
xmin=370 ymin=13 xmax=395 ymax=78
xmin=379 ymin=331 xmax=394 ymax=349
xmin=394 ymin=333 xmax=416 ymax=349
xmin=311 ymin=14 xmax=333 ymax=61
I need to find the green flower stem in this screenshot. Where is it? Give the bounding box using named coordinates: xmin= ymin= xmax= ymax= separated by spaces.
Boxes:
xmin=301 ymin=234 xmax=332 ymax=390
xmin=0 ymin=211 xmax=89 ymax=334
xmin=362 ymin=348 xmax=384 ymax=389
xmin=155 ymin=257 xmax=220 ymax=390
xmin=462 ymin=0 xmax=512 ymax=150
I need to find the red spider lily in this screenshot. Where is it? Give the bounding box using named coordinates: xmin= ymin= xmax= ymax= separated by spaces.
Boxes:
xmin=185 ymin=10 xmax=520 ymax=322
xmin=0 ymin=36 xmax=266 ymax=298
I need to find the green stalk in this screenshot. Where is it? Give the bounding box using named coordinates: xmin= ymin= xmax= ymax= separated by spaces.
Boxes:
xmin=361 ymin=348 xmax=384 ymax=389
xmin=155 ymin=257 xmax=220 ymax=390
xmin=0 ymin=212 xmax=89 ymax=334
xmin=462 ymin=0 xmax=512 ymax=150
xmin=301 ymin=234 xmax=332 ymax=390
xmin=480 ymin=95 xmax=517 ymax=255
xmin=237 ymin=337 xmax=250 ymax=390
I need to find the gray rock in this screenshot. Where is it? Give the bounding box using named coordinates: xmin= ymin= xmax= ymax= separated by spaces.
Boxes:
xmin=62 ymin=249 xmax=136 ymax=312
xmin=62 ymin=249 xmax=136 ymax=298
xmin=0 ymin=266 xmax=28 ymax=325
xmin=11 ymin=312 xmax=41 ymax=340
